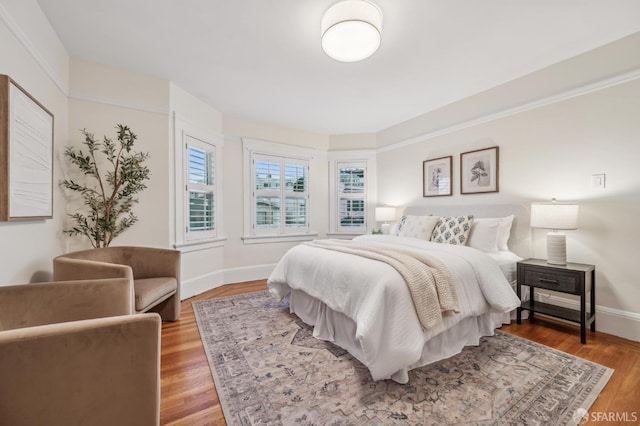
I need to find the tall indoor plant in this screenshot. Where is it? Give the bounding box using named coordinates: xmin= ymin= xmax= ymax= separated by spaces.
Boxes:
xmin=61 ymin=124 xmax=150 ymax=248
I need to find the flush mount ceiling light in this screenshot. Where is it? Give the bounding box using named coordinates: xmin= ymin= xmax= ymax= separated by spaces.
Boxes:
xmin=321 ymin=0 xmax=383 ymax=62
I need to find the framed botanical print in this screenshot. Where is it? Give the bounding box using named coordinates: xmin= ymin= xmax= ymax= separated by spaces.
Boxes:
xmin=0 ymin=74 xmax=54 ymax=220
xmin=460 ymin=146 xmax=499 ymax=194
xmin=423 ymin=155 xmax=452 ymax=197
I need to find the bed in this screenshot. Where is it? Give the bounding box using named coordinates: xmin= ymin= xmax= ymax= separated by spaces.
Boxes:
xmin=268 ymin=204 xmax=530 ymax=383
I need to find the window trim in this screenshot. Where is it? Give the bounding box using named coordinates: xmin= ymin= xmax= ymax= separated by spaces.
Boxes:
xmin=328 ymin=150 xmax=377 ymax=235
xmin=173 ymin=114 xmax=224 ymax=250
xmin=242 ymin=138 xmax=317 ymax=243
xmin=336 ymin=160 xmax=367 ymax=233
xmin=185 ymin=138 xmax=216 ymax=242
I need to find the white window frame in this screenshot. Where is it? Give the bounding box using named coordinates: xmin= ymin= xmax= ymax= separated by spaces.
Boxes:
xmin=336 ymin=161 xmax=367 ymax=233
xmin=242 ymin=138 xmax=318 ymax=244
xmin=185 ymin=137 xmax=216 ymax=241
xmin=328 ymin=150 xmax=377 ymax=237
xmin=173 ymin=115 xmax=225 ymax=252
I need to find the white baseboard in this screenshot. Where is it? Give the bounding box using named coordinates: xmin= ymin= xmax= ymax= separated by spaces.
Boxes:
xmin=533 ymin=293 xmax=640 ymax=342
xmin=180 ymin=263 xmax=276 ymax=300
xmin=180 ymin=270 xmax=225 ymax=300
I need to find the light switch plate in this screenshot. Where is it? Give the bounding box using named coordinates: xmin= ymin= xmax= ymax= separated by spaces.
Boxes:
xmin=591 ymin=174 xmax=606 ymax=189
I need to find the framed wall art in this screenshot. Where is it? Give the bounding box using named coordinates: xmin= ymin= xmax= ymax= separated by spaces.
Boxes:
xmin=460 ymin=146 xmax=499 ymax=194
xmin=423 ymin=155 xmax=452 ymax=197
xmin=0 ymin=74 xmax=54 ymax=221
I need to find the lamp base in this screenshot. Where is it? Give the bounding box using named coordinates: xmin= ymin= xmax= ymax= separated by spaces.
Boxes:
xmin=381 ymin=223 xmax=391 ymax=235
xmin=546 ymin=232 xmax=567 ymax=265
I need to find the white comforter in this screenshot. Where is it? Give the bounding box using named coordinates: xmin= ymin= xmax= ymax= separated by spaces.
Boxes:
xmin=268 ymin=235 xmax=521 ymax=381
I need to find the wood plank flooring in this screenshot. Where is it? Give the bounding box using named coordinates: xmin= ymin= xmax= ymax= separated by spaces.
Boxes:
xmin=160 ymin=281 xmax=640 ymax=425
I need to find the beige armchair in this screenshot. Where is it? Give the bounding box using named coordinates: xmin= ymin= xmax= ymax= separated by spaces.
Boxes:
xmin=0 ymin=278 xmax=160 ymax=426
xmin=54 ymin=246 xmax=181 ymax=321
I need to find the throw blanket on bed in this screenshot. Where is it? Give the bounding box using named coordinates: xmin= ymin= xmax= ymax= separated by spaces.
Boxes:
xmin=304 ymin=239 xmax=460 ymax=330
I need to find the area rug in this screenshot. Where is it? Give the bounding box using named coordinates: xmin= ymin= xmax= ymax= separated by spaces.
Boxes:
xmin=193 ymin=291 xmax=613 ymax=425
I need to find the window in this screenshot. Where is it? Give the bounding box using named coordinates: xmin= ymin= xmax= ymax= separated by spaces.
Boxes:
xmin=253 ymin=154 xmax=309 ymax=234
xmin=186 ymin=141 xmax=215 ymax=240
xmin=338 ymin=164 xmax=366 ymax=229
xmin=242 ymin=138 xmax=316 ymax=243
xmin=337 ymin=162 xmax=366 ymax=232
xmin=328 ymin=151 xmax=376 ymax=235
xmin=173 ymin=117 xmax=224 ymax=251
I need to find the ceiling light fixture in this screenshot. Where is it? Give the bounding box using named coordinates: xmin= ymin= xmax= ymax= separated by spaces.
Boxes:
xmin=321 ymin=0 xmax=383 ymax=62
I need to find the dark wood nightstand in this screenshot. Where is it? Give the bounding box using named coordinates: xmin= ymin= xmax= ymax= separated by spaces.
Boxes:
xmin=516 ymin=258 xmax=595 ymax=344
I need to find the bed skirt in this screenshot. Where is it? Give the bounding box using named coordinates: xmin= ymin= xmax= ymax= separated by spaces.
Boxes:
xmin=289 ymin=288 xmax=511 ymax=383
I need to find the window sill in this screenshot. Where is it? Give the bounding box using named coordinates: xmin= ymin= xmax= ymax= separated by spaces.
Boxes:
xmin=173 ymin=237 xmax=227 ymax=253
xmin=242 ymin=233 xmax=318 ymax=245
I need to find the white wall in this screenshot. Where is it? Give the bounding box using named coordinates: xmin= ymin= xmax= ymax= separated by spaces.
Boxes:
xmin=376 ymin=75 xmax=640 ymax=341
xmin=0 ymin=0 xmax=69 ymax=284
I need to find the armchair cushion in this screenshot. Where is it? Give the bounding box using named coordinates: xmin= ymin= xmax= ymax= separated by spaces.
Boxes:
xmin=135 ymin=277 xmax=177 ymax=312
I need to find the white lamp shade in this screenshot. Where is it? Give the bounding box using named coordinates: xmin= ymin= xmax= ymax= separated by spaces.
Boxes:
xmin=321 ymin=0 xmax=382 ymax=62
xmin=375 ymin=206 xmax=396 ymax=222
xmin=531 ymin=202 xmax=579 ymax=230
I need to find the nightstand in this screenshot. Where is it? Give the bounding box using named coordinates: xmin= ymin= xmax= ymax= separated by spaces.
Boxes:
xmin=516 ymin=258 xmax=595 ymax=344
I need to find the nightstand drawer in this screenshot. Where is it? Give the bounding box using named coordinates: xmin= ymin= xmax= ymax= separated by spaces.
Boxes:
xmin=523 ymin=268 xmax=578 ymax=294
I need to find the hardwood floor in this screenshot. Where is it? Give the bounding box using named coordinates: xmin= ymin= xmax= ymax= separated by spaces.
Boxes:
xmin=160 ymin=281 xmax=640 ymax=425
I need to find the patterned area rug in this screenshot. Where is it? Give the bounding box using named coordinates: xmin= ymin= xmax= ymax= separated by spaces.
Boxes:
xmin=193 ymin=291 xmax=613 ymax=425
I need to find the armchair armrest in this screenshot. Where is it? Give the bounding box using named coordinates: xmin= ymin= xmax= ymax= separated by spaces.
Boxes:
xmin=0 ymin=278 xmax=133 ymax=331
xmin=0 ymin=313 xmax=161 ymax=426
xmin=54 ymin=257 xmax=133 ymax=281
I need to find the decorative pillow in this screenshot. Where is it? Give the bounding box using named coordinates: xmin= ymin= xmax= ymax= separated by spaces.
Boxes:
xmin=395 ymin=216 xmax=408 ymax=235
xmin=430 ymin=215 xmax=474 ymax=245
xmin=468 ymin=218 xmax=501 ymax=252
xmin=398 ymin=215 xmax=440 ymax=240
xmin=497 ymin=214 xmax=514 ymax=251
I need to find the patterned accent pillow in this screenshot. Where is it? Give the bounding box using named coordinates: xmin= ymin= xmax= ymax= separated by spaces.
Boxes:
xmin=395 ymin=216 xmax=408 ymax=235
xmin=430 ymin=215 xmax=475 ymax=245
xmin=397 ymin=215 xmax=440 ymax=240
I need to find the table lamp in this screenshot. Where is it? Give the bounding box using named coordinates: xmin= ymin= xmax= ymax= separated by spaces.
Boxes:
xmin=530 ymin=198 xmax=579 ymax=265
xmin=375 ymin=206 xmax=396 ymax=235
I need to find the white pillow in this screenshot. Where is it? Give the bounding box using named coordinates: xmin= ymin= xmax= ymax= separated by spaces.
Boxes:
xmin=398 ymin=215 xmax=440 ymax=240
xmin=468 ymin=218 xmax=501 ymax=252
xmin=497 ymin=214 xmax=514 ymax=251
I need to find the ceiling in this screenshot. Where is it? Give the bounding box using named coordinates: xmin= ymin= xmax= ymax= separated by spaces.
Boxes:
xmin=36 ymin=0 xmax=640 ymax=135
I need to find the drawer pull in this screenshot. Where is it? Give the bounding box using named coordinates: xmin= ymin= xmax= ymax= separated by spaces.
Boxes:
xmin=538 ymin=278 xmax=559 ymax=285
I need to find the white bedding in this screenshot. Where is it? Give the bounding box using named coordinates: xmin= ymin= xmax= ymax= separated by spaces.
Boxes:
xmin=268 ymin=235 xmax=521 ymax=382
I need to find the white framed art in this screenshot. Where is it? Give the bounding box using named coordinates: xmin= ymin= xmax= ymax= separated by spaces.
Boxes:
xmin=0 ymin=74 xmax=54 ymax=220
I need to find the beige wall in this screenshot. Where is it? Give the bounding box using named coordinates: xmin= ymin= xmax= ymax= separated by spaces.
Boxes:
xmin=66 ymin=59 xmax=171 ymax=252
xmin=0 ymin=0 xmax=69 ymax=284
xmin=377 ymin=77 xmax=640 ymax=340
xmin=221 ymin=114 xmax=330 ymax=271
xmin=329 ymin=133 xmax=377 ymax=151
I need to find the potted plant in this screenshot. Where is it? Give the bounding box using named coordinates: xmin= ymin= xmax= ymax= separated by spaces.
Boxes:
xmin=60 ymin=124 xmax=150 ymax=248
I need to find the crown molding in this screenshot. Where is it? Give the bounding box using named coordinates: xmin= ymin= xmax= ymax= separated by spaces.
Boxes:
xmin=69 ymin=90 xmax=170 ymax=115
xmin=0 ymin=3 xmax=69 ymax=96
xmin=379 ymin=68 xmax=640 ymax=153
